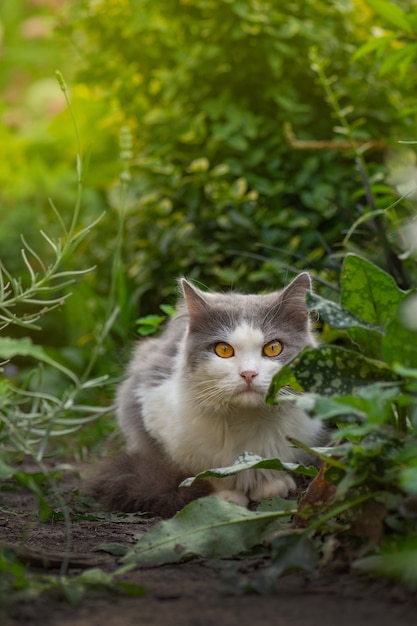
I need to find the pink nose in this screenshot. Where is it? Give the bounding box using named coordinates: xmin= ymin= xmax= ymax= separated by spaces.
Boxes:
xmin=240 ymin=370 xmax=258 ymax=385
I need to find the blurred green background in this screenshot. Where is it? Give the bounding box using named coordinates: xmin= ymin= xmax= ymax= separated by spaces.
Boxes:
xmin=1 ymin=0 xmax=416 ymax=382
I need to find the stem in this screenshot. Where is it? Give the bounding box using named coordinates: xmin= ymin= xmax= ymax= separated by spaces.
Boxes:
xmin=56 ymin=71 xmax=83 ymax=239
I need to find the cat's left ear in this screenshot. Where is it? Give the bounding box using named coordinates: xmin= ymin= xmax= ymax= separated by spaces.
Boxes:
xmin=180 ymin=278 xmax=210 ymax=316
xmin=278 ymin=272 xmax=312 ymax=315
xmin=283 ymin=272 xmax=312 ymax=300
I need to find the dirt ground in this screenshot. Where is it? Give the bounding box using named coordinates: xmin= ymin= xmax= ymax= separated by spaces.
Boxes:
xmin=1 ymin=466 xmax=417 ymax=626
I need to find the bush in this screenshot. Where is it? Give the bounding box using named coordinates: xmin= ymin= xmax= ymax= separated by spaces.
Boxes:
xmin=62 ymin=0 xmax=416 ymax=319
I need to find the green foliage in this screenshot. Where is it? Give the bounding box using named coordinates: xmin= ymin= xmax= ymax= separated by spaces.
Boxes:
xmin=136 ymin=304 xmax=176 ymax=336
xmin=0 ymin=547 xmax=145 ymax=608
xmin=2 ymin=0 xmax=417 ymax=608
xmin=353 ymin=0 xmax=417 ymax=78
xmin=123 ymin=496 xmax=295 ymax=566
xmin=181 ymin=451 xmax=318 ymax=486
xmin=269 ymin=253 xmax=417 ymax=398
xmin=62 ymin=0 xmax=416 ymax=313
xmin=120 ymin=252 xmax=417 ymax=588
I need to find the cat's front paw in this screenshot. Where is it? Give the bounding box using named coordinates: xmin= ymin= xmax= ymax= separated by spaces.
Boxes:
xmin=215 ymin=489 xmax=249 ymax=507
xmin=249 ymin=474 xmax=296 ymax=501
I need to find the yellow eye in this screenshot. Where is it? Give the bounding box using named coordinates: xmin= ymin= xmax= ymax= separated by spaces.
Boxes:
xmin=214 ymin=342 xmax=235 ymax=358
xmin=263 ymin=340 xmax=283 ymax=357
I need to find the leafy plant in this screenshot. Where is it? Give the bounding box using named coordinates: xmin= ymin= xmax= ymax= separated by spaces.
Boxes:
xmin=62 ymin=0 xmax=417 ymax=319
xmin=0 ymin=72 xmax=117 ymax=465
xmin=120 ymin=252 xmax=417 ymax=588
xmin=136 ymin=304 xmax=176 ymax=336
xmin=0 ymin=73 xmax=121 ymax=602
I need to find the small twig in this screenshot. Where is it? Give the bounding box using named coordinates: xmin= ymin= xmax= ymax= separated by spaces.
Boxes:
xmin=284 ymin=122 xmax=386 ymax=152
xmin=4 ymin=543 xmax=106 ymax=570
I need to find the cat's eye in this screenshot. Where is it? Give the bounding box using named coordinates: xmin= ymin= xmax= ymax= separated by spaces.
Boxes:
xmin=214 ymin=342 xmax=235 ymax=358
xmin=263 ymin=340 xmax=283 ymax=357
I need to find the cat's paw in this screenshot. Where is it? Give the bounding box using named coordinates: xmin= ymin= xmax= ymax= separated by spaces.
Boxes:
xmin=248 ymin=474 xmax=296 ymax=501
xmin=215 ymin=489 xmax=249 ymax=507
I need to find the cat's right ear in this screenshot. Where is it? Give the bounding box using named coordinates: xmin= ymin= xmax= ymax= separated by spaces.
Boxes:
xmin=180 ymin=279 xmax=210 ymax=316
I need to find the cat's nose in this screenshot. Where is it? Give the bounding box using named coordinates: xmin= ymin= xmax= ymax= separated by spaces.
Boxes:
xmin=240 ymin=370 xmax=258 ymax=385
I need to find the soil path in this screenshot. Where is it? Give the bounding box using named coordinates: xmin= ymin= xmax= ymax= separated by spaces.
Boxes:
xmin=1 ymin=469 xmax=417 ymax=626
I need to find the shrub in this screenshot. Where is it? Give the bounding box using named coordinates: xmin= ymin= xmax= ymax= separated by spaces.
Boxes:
xmin=63 ymin=0 xmax=416 ymax=319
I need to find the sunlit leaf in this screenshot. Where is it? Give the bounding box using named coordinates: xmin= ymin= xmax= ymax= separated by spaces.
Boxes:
xmin=367 ymin=0 xmax=414 ymax=33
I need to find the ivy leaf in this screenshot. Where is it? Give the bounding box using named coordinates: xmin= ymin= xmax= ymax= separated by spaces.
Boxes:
xmin=268 ymin=345 xmax=397 ymax=398
xmin=122 ymin=496 xmax=291 ymax=566
xmin=181 ymin=451 xmax=317 ymax=487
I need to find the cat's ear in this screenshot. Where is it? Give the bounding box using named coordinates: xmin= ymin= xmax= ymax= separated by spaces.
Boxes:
xmin=282 ymin=272 xmax=312 ymax=302
xmin=274 ymin=272 xmax=312 ymax=325
xmin=180 ymin=278 xmax=210 ymax=316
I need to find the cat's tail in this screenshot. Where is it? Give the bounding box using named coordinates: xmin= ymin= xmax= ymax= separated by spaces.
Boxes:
xmin=86 ymin=450 xmax=214 ymax=518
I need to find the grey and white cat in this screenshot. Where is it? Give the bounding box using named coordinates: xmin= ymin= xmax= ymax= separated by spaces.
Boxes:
xmin=90 ymin=274 xmax=324 ymax=517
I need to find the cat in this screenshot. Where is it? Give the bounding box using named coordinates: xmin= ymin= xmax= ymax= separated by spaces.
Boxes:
xmin=89 ymin=273 xmax=324 ymax=517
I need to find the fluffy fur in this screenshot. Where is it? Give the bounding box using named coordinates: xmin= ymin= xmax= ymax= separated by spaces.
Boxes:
xmin=89 ymin=274 xmax=324 ymax=516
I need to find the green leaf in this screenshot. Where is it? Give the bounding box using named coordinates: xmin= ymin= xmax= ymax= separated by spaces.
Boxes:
xmin=269 ymin=345 xmax=397 ymax=398
xmin=340 ymin=254 xmax=408 ymax=357
xmin=353 ymin=538 xmax=417 ymax=588
xmin=297 ymin=383 xmax=400 ymax=427
xmin=253 ymin=533 xmax=318 ymax=593
xmin=114 ymin=580 xmax=147 ymax=597
xmin=306 ymin=291 xmax=383 ymax=332
xmin=382 ymin=303 xmax=417 ymax=370
xmin=0 ymin=337 xmax=79 ymax=383
xmin=122 ymin=496 xmax=291 ymax=566
xmin=92 ymin=543 xmax=128 ymax=557
xmin=0 ymin=337 xmax=50 ymax=361
xmin=351 ymin=34 xmax=396 ymax=62
xmin=181 ymin=451 xmax=317 ymax=487
xmin=0 ymin=458 xmax=15 ymax=479
xmin=400 ymin=466 xmax=417 ymax=494
xmin=367 ymin=0 xmax=414 ymax=34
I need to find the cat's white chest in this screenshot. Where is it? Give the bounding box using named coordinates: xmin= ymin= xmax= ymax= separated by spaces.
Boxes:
xmin=140 ymin=375 xmax=316 ymax=473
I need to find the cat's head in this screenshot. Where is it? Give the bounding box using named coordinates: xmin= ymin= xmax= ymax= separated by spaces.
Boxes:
xmin=179 ymin=275 xmax=315 ymax=409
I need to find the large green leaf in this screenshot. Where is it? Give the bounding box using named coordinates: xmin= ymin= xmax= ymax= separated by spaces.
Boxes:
xmin=268 ymin=345 xmax=397 ymax=399
xmin=122 ymin=496 xmax=293 ymax=566
xmin=181 ymin=451 xmax=317 ymax=487
xmin=306 ymin=291 xmax=383 ymax=332
xmin=295 ymin=383 xmax=401 ymax=427
xmin=382 ymin=301 xmax=417 ymax=370
xmin=340 ymin=254 xmax=408 ymax=357
xmin=0 ymin=337 xmax=78 ymax=383
xmin=367 ymin=0 xmax=414 ymax=34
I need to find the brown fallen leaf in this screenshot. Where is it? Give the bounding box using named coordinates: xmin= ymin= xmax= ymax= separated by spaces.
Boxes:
xmin=294 ymin=464 xmax=337 ymax=527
